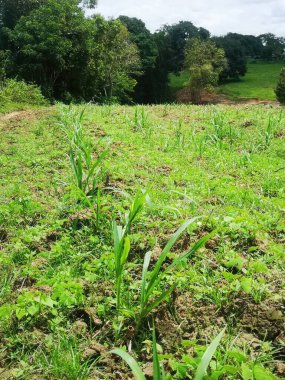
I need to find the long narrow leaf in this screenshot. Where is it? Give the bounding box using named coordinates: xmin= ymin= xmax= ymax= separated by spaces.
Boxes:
xmin=110 ymin=349 xmax=146 ymax=380
xmin=152 ymin=324 xmax=161 ymax=380
xmin=194 ymin=327 xmax=226 ymax=380
xmin=166 ymin=230 xmax=216 ymax=272
xmin=145 ymin=218 xmax=200 ymax=299
xmin=121 ymin=236 xmax=131 ymax=266
xmin=125 ymin=189 xmax=150 ymax=232
xmin=141 ymin=251 xmax=152 ymax=308
xmin=140 ymin=284 xmax=176 ymax=320
xmin=86 ymin=148 xmax=109 ymax=186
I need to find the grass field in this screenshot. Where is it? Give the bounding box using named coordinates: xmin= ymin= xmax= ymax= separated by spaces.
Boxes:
xmin=169 ymin=62 xmax=285 ymax=101
xmin=0 ymin=104 xmax=285 ymax=379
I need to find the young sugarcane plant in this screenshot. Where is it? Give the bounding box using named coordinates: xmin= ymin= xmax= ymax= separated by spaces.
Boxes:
xmin=110 ymin=325 xmax=226 ymax=380
xmin=137 ymin=219 xmax=215 ymax=326
xmin=110 ymin=324 xmax=164 ymax=380
xmin=69 ymin=125 xmax=109 ymax=197
xmin=113 ymin=189 xmax=150 ymax=313
xmin=60 ymin=106 xmax=109 ymax=198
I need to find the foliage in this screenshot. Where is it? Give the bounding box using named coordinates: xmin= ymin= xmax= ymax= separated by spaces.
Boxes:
xmin=213 ymin=35 xmax=247 ymax=81
xmin=118 ymin=16 xmax=159 ymax=103
xmin=3 ymin=1 xmax=139 ymax=102
xmin=185 ymin=38 xmax=227 ymax=103
xmin=160 ymin=21 xmax=210 ymax=73
xmin=194 ymin=328 xmax=226 ymax=380
xmin=59 ymin=106 xmax=109 ymax=196
xmin=275 ymin=67 xmax=285 ymax=105
xmin=112 ymin=190 xmax=149 ymax=312
xmin=85 ymin=16 xmax=141 ymax=103
xmin=259 ymin=33 xmax=285 ymax=60
xmin=138 ymin=219 xmax=213 ymax=324
xmin=111 ymin=326 xmax=226 ymax=380
xmin=8 ymin=0 xmax=88 ymax=100
xmin=0 ymin=78 xmax=47 ymax=105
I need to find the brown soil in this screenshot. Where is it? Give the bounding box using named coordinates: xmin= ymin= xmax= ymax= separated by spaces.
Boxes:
xmin=176 ymin=87 xmax=278 ymax=105
xmin=0 ymin=108 xmax=52 ymax=130
xmin=154 ymin=291 xmax=285 ymax=354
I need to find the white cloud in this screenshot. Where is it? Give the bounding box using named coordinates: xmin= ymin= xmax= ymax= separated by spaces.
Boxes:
xmin=93 ymin=0 xmax=285 ymax=36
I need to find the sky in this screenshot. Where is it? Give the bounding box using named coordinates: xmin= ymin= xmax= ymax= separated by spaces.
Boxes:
xmin=94 ymin=0 xmax=285 ymax=36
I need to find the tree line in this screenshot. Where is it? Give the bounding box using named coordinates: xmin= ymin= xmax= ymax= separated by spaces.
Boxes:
xmin=1 ymin=0 xmax=285 ymax=104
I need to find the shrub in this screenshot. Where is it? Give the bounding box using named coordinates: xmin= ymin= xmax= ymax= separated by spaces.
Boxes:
xmin=275 ymin=67 xmax=285 ymax=105
xmin=0 ymin=79 xmax=47 ymax=106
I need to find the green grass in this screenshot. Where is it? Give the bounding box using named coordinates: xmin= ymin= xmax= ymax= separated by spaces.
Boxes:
xmin=220 ymin=62 xmax=285 ymax=100
xmin=0 ymin=104 xmax=284 ymax=379
xmin=169 ymin=71 xmax=190 ymax=93
xmin=169 ymin=62 xmax=285 ymax=101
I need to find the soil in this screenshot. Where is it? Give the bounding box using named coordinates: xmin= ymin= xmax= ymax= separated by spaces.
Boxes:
xmin=0 ymin=108 xmax=52 ymax=130
xmin=176 ymin=87 xmax=279 ymax=105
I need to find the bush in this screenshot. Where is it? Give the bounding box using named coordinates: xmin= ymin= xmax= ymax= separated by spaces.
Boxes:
xmin=275 ymin=67 xmax=285 ymax=105
xmin=0 ymin=79 xmax=47 ymax=106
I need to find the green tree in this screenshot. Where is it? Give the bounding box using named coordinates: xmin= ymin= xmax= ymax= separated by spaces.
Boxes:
xmin=213 ymin=35 xmax=247 ymax=81
xmin=84 ymin=17 xmax=141 ymax=103
xmin=225 ymin=33 xmax=263 ymax=59
xmin=259 ymin=33 xmax=285 ymax=60
xmin=185 ymin=38 xmax=227 ymax=103
xmin=118 ymin=16 xmax=158 ymax=103
xmin=275 ymin=68 xmax=285 ymax=105
xmin=8 ymin=0 xmax=89 ymax=99
xmin=0 ymin=0 xmax=97 ymax=49
xmin=160 ymin=21 xmax=210 ymax=73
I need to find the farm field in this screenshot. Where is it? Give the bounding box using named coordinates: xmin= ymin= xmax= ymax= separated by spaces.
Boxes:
xmin=0 ymin=104 xmax=285 ymax=379
xmin=170 ymin=62 xmax=285 ymax=101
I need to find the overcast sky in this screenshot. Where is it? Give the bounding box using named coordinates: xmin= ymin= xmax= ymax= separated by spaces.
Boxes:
xmin=94 ymin=0 xmax=285 ymax=36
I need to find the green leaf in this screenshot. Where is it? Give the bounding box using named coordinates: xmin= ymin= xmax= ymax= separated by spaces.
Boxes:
xmin=146 ymin=218 xmax=200 ymax=300
xmin=152 ymin=323 xmax=161 ymax=380
xmin=253 ymin=366 xmax=277 ymax=380
xmin=141 ymin=284 xmax=176 ymax=320
xmin=241 ymin=363 xmax=253 ymax=380
xmin=240 ymin=278 xmax=252 ymax=294
xmin=166 ymin=230 xmax=216 ymax=271
xmin=121 ymin=236 xmax=131 ymax=266
xmin=194 ymin=327 xmax=226 ymax=380
xmin=110 ymin=349 xmax=146 ymax=380
xmin=141 ymin=251 xmax=152 ymax=307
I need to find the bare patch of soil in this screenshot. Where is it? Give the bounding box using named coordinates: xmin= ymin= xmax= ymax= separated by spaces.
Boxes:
xmin=0 ymin=108 xmax=52 ymax=130
xmin=176 ymin=87 xmax=278 ymax=106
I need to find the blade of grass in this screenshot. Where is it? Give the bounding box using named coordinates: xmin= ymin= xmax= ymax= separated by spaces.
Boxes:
xmin=140 ymin=284 xmax=176 ymax=320
xmin=166 ymin=230 xmax=216 ymax=272
xmin=140 ymin=251 xmax=152 ymax=309
xmin=194 ymin=327 xmax=226 ymax=380
xmin=152 ymin=323 xmax=161 ymax=380
xmin=145 ymin=218 xmax=200 ymax=300
xmin=110 ymin=349 xmax=146 ymax=380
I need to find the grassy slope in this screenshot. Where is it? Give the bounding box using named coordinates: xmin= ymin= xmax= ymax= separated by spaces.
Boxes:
xmin=0 ymin=105 xmax=284 ymax=379
xmin=169 ymin=62 xmax=285 ymax=101
xmin=220 ymin=62 xmax=284 ymax=100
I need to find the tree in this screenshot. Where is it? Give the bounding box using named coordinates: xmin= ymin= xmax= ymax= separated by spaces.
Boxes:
xmin=275 ymin=68 xmax=285 ymax=105
xmin=118 ymin=16 xmax=158 ymax=103
xmin=8 ymin=0 xmax=89 ymax=99
xmin=3 ymin=0 xmax=139 ymax=102
xmin=159 ymin=21 xmax=209 ymax=73
xmin=185 ymin=38 xmax=227 ymax=103
xmin=224 ymin=33 xmax=263 ymax=59
xmin=0 ymin=0 xmax=97 ymax=49
xmin=213 ymin=35 xmax=247 ymax=81
xmin=259 ymin=33 xmax=285 ymax=60
xmin=84 ymin=17 xmax=141 ymax=103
